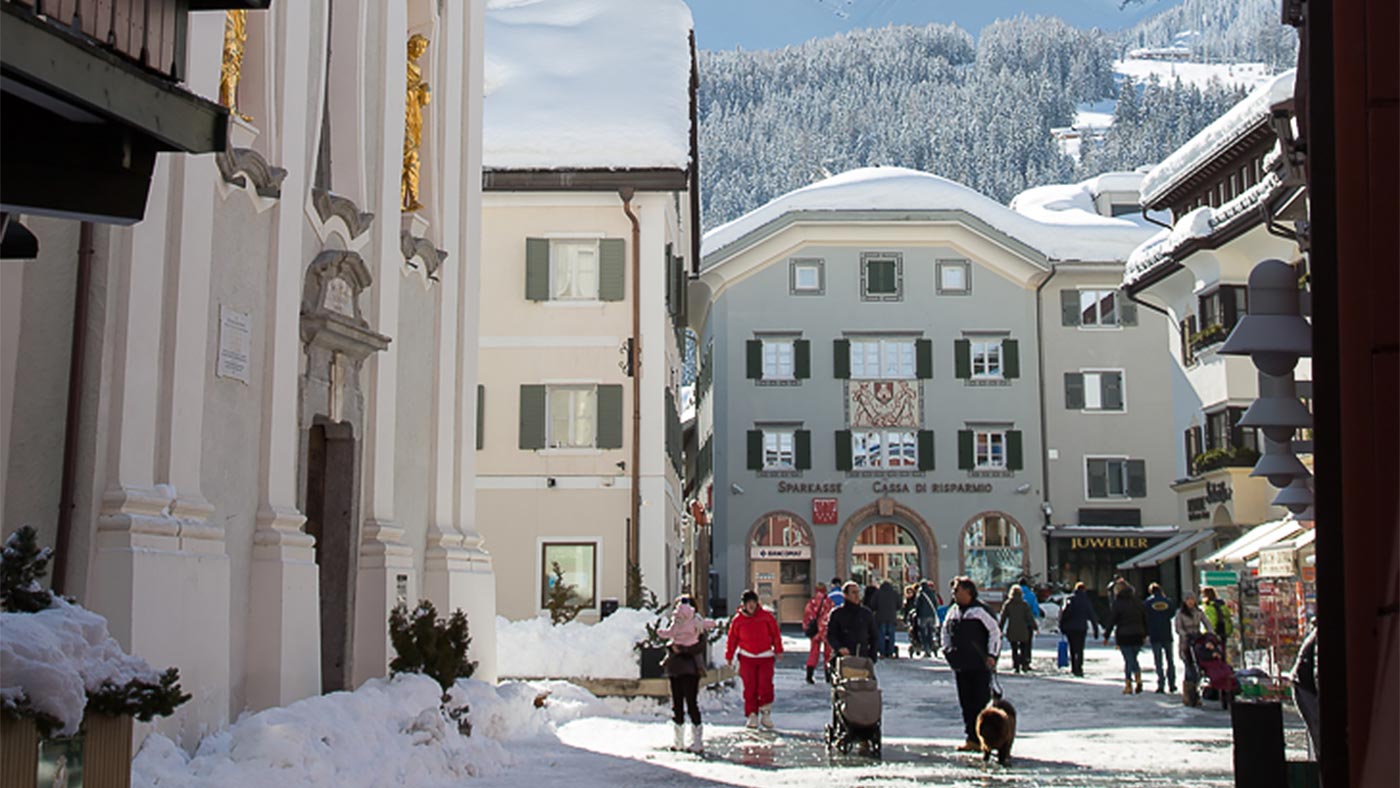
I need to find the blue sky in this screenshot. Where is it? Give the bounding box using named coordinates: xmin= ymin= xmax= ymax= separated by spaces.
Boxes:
xmin=688 ymin=0 xmax=1177 ymax=51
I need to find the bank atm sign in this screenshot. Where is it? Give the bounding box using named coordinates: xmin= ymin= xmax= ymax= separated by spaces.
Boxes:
xmin=751 ymin=546 xmax=812 ymax=560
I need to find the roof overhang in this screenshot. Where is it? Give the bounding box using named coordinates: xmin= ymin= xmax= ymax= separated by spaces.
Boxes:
xmin=482 ymin=168 xmax=689 ymax=193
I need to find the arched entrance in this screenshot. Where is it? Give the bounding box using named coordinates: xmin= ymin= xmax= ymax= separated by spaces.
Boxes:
xmin=835 ymin=499 xmax=939 ymax=589
xmin=960 ymin=511 xmax=1030 ymax=597
xmin=746 ymin=511 xmax=814 ymax=624
xmin=851 ymin=522 xmax=922 ymax=587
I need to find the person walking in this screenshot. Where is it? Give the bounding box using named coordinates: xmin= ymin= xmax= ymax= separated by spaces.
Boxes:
xmin=942 ymin=576 xmax=1002 ymax=751
xmin=1200 ymin=586 xmax=1234 ymax=640
xmin=802 ymin=583 xmax=834 ymax=684
xmin=915 ymin=580 xmax=941 ymax=658
xmin=827 ymin=577 xmax=845 ymax=609
xmin=1103 ymin=580 xmax=1149 ymax=694
xmin=725 ymin=590 xmax=783 ymax=729
xmin=1143 ymin=582 xmax=1177 ymax=694
xmin=826 ymin=581 xmax=879 ymax=664
xmin=1291 ymin=620 xmax=1320 ymax=759
xmin=875 ymin=579 xmax=902 ymax=658
xmin=1017 ymin=577 xmax=1043 ymax=619
xmin=1174 ymin=592 xmax=1209 ymax=706
xmin=1000 ymin=584 xmax=1038 ymax=673
xmin=657 ymin=596 xmax=716 ymax=752
xmin=1059 ymin=582 xmax=1100 ymax=677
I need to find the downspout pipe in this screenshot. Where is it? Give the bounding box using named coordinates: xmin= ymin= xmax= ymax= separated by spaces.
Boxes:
xmin=1033 ymin=266 xmax=1057 ymax=583
xmin=52 ymin=221 xmax=94 ymax=596
xmin=620 ymin=189 xmax=642 ymax=574
xmin=1141 ymin=204 xmax=1172 ymax=231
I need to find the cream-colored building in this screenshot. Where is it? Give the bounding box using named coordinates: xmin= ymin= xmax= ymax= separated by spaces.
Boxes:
xmin=1 ymin=0 xmax=495 ymax=742
xmin=475 ymin=0 xmax=696 ymax=620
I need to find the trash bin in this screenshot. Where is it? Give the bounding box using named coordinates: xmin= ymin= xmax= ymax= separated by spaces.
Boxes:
xmin=1230 ymin=700 xmax=1286 ymax=788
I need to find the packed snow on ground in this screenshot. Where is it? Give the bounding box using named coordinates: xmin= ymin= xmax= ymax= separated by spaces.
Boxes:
xmin=483 ymin=0 xmax=693 ymax=170
xmin=702 ymin=167 xmax=1156 ymax=265
xmin=1114 ymin=58 xmax=1277 ymax=93
xmin=0 ymin=598 xmax=171 ymax=736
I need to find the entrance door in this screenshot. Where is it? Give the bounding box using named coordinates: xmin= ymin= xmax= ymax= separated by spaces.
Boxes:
xmin=304 ymin=421 xmax=358 ymax=694
xmin=749 ymin=513 xmax=815 ymax=625
xmin=851 ymin=522 xmax=922 ymax=587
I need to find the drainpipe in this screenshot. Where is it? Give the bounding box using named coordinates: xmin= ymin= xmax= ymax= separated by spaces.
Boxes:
xmin=1141 ymin=205 xmax=1172 ymax=231
xmin=619 ymin=189 xmax=642 ymax=574
xmin=1034 ymin=266 xmax=1057 ymax=585
xmin=52 ymin=221 xmax=94 ymax=596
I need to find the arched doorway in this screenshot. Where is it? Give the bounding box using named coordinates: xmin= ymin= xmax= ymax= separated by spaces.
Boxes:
xmin=746 ymin=512 xmax=814 ymax=625
xmin=960 ymin=511 xmax=1030 ymax=598
xmin=835 ymin=499 xmax=939 ymax=590
xmin=850 ymin=522 xmax=922 ymax=587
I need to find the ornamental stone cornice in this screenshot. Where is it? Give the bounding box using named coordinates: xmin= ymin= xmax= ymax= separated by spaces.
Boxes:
xmin=400 ymin=230 xmax=448 ymax=280
xmin=216 ymin=146 xmax=288 ymax=198
xmin=311 ymin=188 xmax=375 ymax=241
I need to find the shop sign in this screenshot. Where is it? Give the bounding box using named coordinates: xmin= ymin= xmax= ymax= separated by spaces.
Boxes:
xmin=1258 ymin=546 xmax=1297 ymax=578
xmin=812 ymin=497 xmax=838 ymax=525
xmin=1201 ymin=570 xmax=1239 ymax=587
xmin=872 ymin=481 xmax=994 ymax=494
xmin=1187 ymin=497 xmax=1210 ymax=521
xmin=1187 ymin=481 xmax=1233 ymax=521
xmin=777 ymin=480 xmax=843 ymax=494
xmin=1067 ymin=536 xmax=1150 ymax=550
xmin=751 ymin=545 xmax=812 ymax=560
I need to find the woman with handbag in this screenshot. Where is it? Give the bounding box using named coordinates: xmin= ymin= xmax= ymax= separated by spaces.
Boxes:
xmin=802 ymin=582 xmax=833 ymax=683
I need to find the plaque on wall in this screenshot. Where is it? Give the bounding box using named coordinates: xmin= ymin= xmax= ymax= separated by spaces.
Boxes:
xmin=216 ymin=305 xmax=252 ymax=383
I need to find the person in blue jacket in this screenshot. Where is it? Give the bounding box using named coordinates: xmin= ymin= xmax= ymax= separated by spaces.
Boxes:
xmin=1058 ymin=582 xmax=1100 ymax=677
xmin=1143 ymin=582 xmax=1177 ymax=693
xmin=1018 ymin=577 xmax=1043 ymax=619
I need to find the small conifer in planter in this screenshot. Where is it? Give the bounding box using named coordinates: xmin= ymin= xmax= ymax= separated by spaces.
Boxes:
xmin=388 ymin=601 xmax=477 ymax=734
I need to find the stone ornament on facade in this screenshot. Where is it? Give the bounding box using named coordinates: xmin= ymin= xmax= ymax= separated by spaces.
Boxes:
xmin=401 ymin=230 xmax=448 ymax=282
xmin=311 ymin=189 xmax=376 ymax=246
xmin=220 ymin=10 xmax=252 ymax=121
xmin=402 ymin=33 xmax=431 ymax=212
xmin=849 ymin=380 xmax=921 ymax=427
xmin=216 ymin=147 xmax=288 ymax=199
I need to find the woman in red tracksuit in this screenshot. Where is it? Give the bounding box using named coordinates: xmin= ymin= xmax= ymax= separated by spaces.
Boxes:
xmin=725 ymin=589 xmax=784 ymax=729
xmin=802 ymin=583 xmax=833 ymax=684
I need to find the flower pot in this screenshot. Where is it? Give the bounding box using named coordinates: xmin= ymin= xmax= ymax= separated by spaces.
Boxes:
xmin=639 ymin=645 xmax=668 ymax=679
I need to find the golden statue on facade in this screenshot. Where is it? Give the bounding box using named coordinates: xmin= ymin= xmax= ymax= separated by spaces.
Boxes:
xmin=219 ymin=10 xmax=251 ymax=121
xmin=402 ymin=34 xmax=432 ymax=212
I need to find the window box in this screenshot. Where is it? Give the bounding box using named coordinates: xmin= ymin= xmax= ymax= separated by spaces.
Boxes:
xmin=1189 ymin=322 xmax=1230 ymax=353
xmin=1192 ymin=446 xmax=1260 ymax=474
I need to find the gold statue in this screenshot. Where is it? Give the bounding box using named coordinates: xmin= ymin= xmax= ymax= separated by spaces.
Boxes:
xmin=219 ymin=10 xmax=252 ymax=121
xmin=402 ymin=34 xmax=432 ymax=212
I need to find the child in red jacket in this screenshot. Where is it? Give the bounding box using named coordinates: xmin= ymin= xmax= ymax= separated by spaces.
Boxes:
xmin=725 ymin=589 xmax=783 ymax=729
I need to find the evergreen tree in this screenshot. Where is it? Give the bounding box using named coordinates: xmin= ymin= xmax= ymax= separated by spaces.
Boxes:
xmin=388 ymin=601 xmax=478 ymax=700
xmin=1 ymin=526 xmax=54 ymax=613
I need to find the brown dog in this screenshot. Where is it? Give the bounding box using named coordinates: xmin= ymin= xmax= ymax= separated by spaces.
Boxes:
xmin=975 ymin=697 xmax=1017 ymax=765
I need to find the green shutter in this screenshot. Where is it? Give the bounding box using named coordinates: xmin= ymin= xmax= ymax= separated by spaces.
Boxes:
xmin=833 ymin=339 xmax=850 ymax=379
xmin=957 ymin=430 xmax=974 ymax=470
xmin=664 ymin=243 xmax=675 ymax=315
xmin=795 ymin=430 xmax=811 ymax=470
xmin=794 ymin=339 xmax=811 ymax=379
xmin=835 ymin=430 xmax=853 ymax=471
xmin=1007 ymin=430 xmax=1023 ymax=471
xmin=917 ymin=430 xmax=935 ymax=471
xmin=1120 ymin=296 xmax=1138 ymax=326
xmin=747 ymin=430 xmax=764 ymax=470
xmin=518 ymin=385 xmax=546 ymax=449
xmin=1002 ymin=339 xmax=1020 ymax=379
xmin=476 ymin=384 xmax=485 ymax=450
xmin=1103 ymin=371 xmax=1124 ymax=410
xmin=599 ymin=239 xmax=625 ymax=301
xmin=916 ymin=339 xmax=933 ymax=379
xmin=1087 ymin=459 xmax=1109 ymax=497
xmin=1127 ymin=459 xmax=1148 ymax=498
xmin=746 ymin=340 xmax=764 ymax=380
xmin=596 ymin=385 xmax=623 ymax=449
xmin=954 ymin=339 xmax=972 ymax=379
xmin=525 ymin=238 xmax=550 ymax=301
xmin=1065 ymin=373 xmax=1085 ymax=409
xmin=1061 ymin=289 xmax=1081 ymax=326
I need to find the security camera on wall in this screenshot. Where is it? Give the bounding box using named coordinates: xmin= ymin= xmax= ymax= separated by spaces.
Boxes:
xmin=1015 ymin=483 xmax=1031 ymax=494
xmin=731 ymin=483 xmax=744 ymax=495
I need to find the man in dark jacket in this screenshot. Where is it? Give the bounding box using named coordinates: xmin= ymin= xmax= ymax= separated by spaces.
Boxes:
xmin=874 ymin=580 xmax=902 ymax=658
xmin=1058 ymin=582 xmax=1099 ymax=677
xmin=1143 ymin=582 xmax=1177 ymax=693
xmin=915 ymin=580 xmax=941 ymax=657
xmin=826 ymin=582 xmax=879 ymax=662
xmin=941 ymin=576 xmax=1001 ymax=751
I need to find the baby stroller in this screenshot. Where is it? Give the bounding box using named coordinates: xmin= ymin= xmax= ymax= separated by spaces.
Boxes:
xmin=1190 ymin=632 xmax=1239 ymax=709
xmin=825 ymin=655 xmax=882 ymax=757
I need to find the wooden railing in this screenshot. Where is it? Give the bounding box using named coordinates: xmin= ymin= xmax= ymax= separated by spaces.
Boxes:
xmin=13 ymin=0 xmax=184 ymax=79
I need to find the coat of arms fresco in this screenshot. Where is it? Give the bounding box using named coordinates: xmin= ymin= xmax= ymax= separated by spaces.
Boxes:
xmin=848 ymin=380 xmax=920 ymax=428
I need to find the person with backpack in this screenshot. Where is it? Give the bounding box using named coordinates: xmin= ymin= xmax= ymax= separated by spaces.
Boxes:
xmin=1058 ymin=582 xmax=1100 ymax=677
xmin=941 ymin=576 xmax=1002 ymax=751
xmin=1103 ymin=579 xmax=1150 ymax=694
xmin=725 ymin=590 xmax=783 ymax=729
xmin=1143 ymin=582 xmax=1177 ymax=694
xmin=1201 ymin=586 xmax=1234 ymax=639
xmin=802 ymin=583 xmax=834 ymax=684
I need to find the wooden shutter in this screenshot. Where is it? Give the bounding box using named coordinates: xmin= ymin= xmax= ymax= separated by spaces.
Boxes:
xmin=835 ymin=430 xmax=853 ymax=471
xmin=1060 ymin=289 xmax=1081 ymax=326
xmin=1007 ymin=430 xmax=1023 ymax=471
xmin=916 ymin=339 xmax=933 ymax=379
xmin=795 ymin=430 xmax=811 ymax=470
xmin=1087 ymin=459 xmax=1109 ymax=498
xmin=1221 ymin=286 xmax=1240 ymax=330
xmin=1002 ymin=339 xmax=1020 ymax=378
xmin=747 ymin=430 xmax=764 ymax=470
xmin=954 ymin=339 xmax=972 ymax=379
xmin=1103 ymin=371 xmax=1124 ymax=410
xmin=1182 ymin=314 xmax=1198 ymax=365
xmin=1127 ymin=459 xmax=1148 ymax=498
xmin=957 ymin=430 xmax=974 ymax=470
xmin=525 ymin=238 xmax=550 ymax=301
xmin=794 ymin=339 xmax=811 ymax=379
xmin=1119 ymin=295 xmax=1139 ymax=326
xmin=599 ymin=239 xmax=625 ymax=301
xmin=476 ymin=384 xmax=485 ymax=450
xmin=664 ymin=243 xmax=675 ymax=315
xmin=917 ymin=430 xmax=935 ymax=471
xmin=1064 ymin=372 xmax=1085 ymax=409
xmin=833 ymin=339 xmax=851 ymax=379
xmin=596 ymin=385 xmax=623 ymax=449
xmin=1188 ymin=426 xmax=1203 ymax=475
xmin=746 ymin=340 xmax=763 ymax=380
xmin=518 ymin=384 xmax=546 ymax=449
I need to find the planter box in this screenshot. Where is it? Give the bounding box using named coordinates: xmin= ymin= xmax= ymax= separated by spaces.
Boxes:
xmin=638 ymin=645 xmax=668 ymax=679
xmin=0 ymin=713 xmax=133 ymax=788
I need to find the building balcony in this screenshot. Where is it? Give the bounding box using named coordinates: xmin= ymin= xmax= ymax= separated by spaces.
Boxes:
xmin=1191 ymin=445 xmax=1260 ymax=476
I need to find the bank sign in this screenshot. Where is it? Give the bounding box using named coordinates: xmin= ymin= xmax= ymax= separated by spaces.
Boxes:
xmin=750 ymin=545 xmax=813 ymax=560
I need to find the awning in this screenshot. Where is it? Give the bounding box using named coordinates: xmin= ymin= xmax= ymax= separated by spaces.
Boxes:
xmin=1045 ymin=525 xmax=1179 ymax=539
xmin=1197 ymin=517 xmax=1306 ymax=566
xmin=1117 ymin=528 xmax=1217 ymax=571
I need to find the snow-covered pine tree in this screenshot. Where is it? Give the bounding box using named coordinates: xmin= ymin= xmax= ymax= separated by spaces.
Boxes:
xmin=1 ymin=526 xmax=54 ymax=613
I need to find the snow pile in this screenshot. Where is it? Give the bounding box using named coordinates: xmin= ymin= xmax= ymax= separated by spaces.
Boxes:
xmin=702 ymin=167 xmax=1156 ymax=265
xmin=495 ymin=608 xmax=658 ymax=679
xmin=1139 ymin=69 xmax=1296 ymax=206
xmin=0 ymin=598 xmax=169 ymax=736
xmin=483 ymin=0 xmax=694 ymax=170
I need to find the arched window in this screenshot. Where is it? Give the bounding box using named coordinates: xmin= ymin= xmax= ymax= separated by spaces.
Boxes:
xmin=752 ymin=514 xmax=810 ymax=548
xmin=851 ymin=522 xmax=921 ymax=587
xmin=962 ymin=513 xmax=1025 ymax=591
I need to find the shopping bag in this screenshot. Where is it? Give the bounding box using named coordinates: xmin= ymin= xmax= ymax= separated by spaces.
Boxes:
xmin=1056 ymin=636 xmax=1070 ymax=668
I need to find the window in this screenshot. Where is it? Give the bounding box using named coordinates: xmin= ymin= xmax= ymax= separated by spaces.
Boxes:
xmin=971 ymin=340 xmax=1002 ymax=379
xmin=861 ymin=253 xmax=902 ymax=301
xmin=748 ymin=427 xmax=810 ymax=471
xmin=853 ymin=430 xmax=919 ymax=469
xmin=762 ymin=339 xmax=794 ymax=380
xmin=937 ymin=260 xmax=970 ymax=294
xmin=1066 ymin=370 xmax=1125 ymax=411
xmin=1109 ymin=203 xmax=1138 ymax=217
xmin=975 ymin=431 xmax=1006 ymax=469
xmin=1079 ymin=289 xmax=1119 ymax=326
xmin=963 ymin=514 xmax=1024 ymax=591
xmin=1198 ymin=286 xmax=1247 ymax=334
xmin=541 ymin=542 xmax=597 ymax=609
xmin=850 ymin=339 xmax=915 ymax=379
xmin=550 ymin=240 xmax=599 ymax=300
xmin=1205 ymin=407 xmax=1258 ymax=453
xmin=548 ymin=386 xmax=596 ymax=448
xmin=790 ymin=259 xmax=824 ymax=294
xmin=763 ymin=430 xmax=795 ymax=470
xmin=1087 ymin=457 xmax=1147 ymax=499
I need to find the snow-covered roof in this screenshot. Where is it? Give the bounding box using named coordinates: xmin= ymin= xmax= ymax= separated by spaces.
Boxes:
xmin=483 ymin=0 xmax=694 ymax=171
xmin=702 ymin=167 xmax=1155 ymax=265
xmin=1138 ymin=69 xmax=1296 ymax=207
xmin=1009 ymin=172 xmax=1157 ymax=229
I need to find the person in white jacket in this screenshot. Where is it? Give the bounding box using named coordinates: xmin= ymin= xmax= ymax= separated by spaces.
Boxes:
xmin=941 ymin=576 xmax=1002 ymax=751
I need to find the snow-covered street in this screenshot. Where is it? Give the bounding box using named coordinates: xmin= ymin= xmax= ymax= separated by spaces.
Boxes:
xmin=471 ymin=632 xmax=1308 ymax=787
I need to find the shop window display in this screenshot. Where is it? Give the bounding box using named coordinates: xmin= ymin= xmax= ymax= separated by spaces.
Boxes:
xmin=963 ymin=514 xmax=1025 ymax=591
